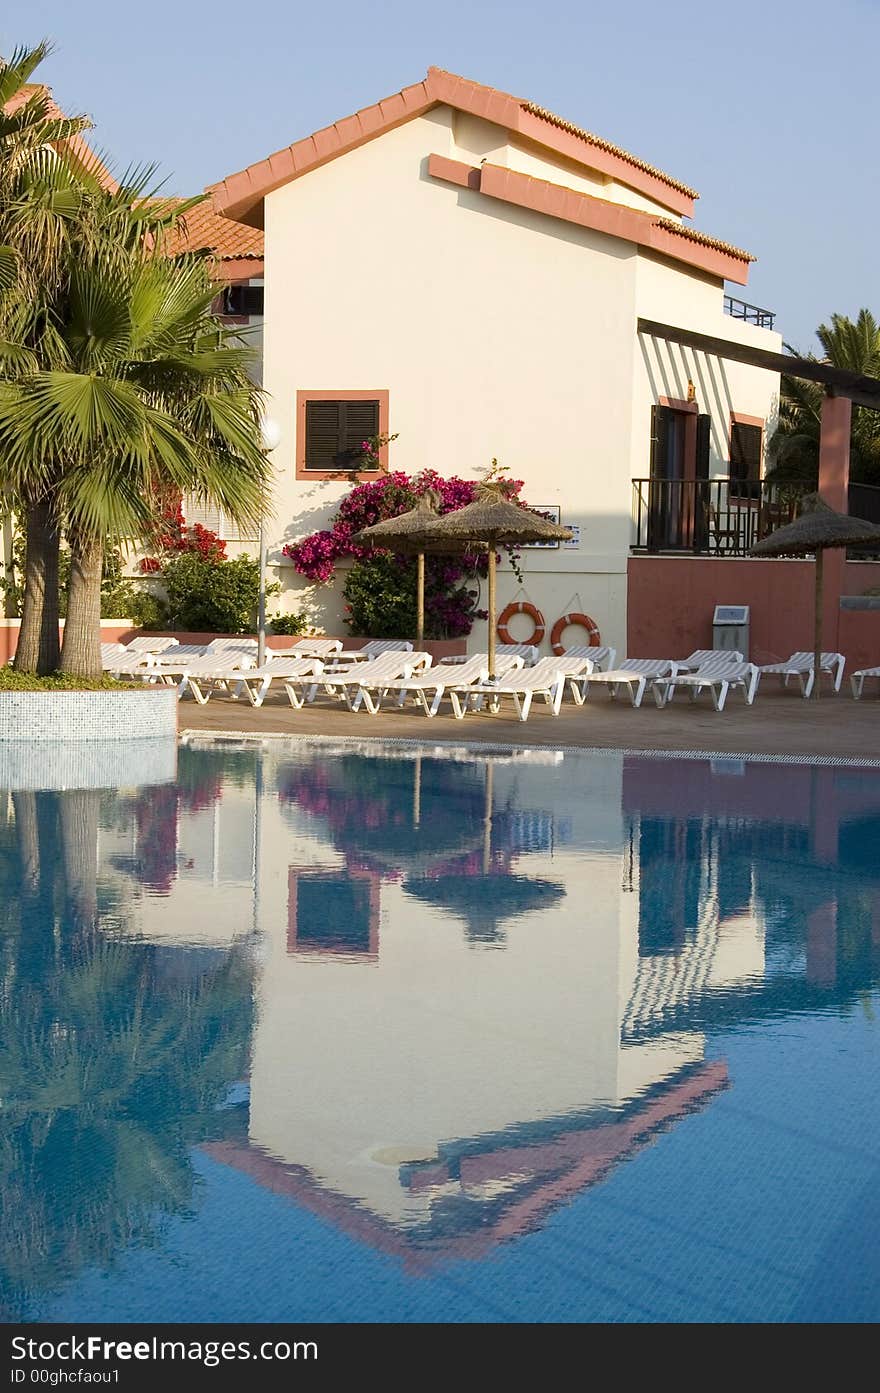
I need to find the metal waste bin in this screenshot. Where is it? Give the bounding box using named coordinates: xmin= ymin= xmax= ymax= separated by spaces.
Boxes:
xmin=712 ymin=605 xmax=750 ymax=660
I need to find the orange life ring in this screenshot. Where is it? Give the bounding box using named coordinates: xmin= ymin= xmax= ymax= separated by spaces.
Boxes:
xmin=497 ymin=600 xmax=546 ymax=647
xmin=550 ymin=612 xmax=601 ymax=655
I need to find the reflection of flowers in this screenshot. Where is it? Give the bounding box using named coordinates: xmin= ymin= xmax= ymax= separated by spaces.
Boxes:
xmin=131 ymin=765 xmax=224 ymax=894
xmin=278 ymin=757 xmax=490 ymax=880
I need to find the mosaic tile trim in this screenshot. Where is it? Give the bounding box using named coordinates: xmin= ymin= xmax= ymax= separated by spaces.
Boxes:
xmin=179 ymin=729 xmax=880 ymax=770
xmin=0 ymin=737 xmax=177 ymax=791
xmin=0 ymin=690 xmax=177 ymax=743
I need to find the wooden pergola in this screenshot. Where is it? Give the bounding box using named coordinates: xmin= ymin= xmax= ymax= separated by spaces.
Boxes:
xmin=637 ymin=317 xmax=880 ymax=654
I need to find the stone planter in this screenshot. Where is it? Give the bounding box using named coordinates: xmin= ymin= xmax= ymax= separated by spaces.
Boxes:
xmin=0 ymin=687 xmax=178 ymax=744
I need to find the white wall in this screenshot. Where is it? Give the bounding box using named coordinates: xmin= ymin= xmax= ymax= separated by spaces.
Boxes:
xmin=261 ymin=105 xmax=780 ymax=658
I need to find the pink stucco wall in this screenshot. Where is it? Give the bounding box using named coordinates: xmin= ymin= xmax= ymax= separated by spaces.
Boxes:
xmin=627 ymin=556 xmax=880 ymax=668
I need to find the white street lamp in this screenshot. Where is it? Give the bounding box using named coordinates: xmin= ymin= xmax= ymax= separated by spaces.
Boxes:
xmin=257 ymin=415 xmax=282 ymax=667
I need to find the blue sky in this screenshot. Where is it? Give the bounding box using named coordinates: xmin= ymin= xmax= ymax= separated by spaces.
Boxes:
xmin=4 ymin=0 xmax=878 ymax=349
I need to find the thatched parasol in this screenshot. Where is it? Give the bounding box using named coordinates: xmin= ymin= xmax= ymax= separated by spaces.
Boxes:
xmin=352 ymin=492 xmax=486 ymax=643
xmin=417 ymin=483 xmax=572 ymax=677
xmin=750 ymin=493 xmax=880 ymax=699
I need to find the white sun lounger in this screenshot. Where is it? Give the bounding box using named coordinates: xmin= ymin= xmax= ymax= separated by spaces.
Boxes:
xmin=285 ymin=650 xmax=430 ymax=711
xmin=653 ymin=656 xmax=760 ymax=711
xmin=850 ymin=665 xmax=880 ymax=699
xmin=276 ymin=638 xmax=343 ymax=659
xmin=576 ymin=658 xmax=680 ymax=708
xmin=678 ymin=648 xmax=744 ymax=671
xmin=331 ymin=639 xmax=414 ymax=664
xmin=122 ymin=635 xmax=178 ymax=654
xmin=757 ymin=651 xmax=845 ymax=697
xmin=361 ymin=652 xmax=525 ymax=717
xmin=558 ymin=644 xmax=618 ymax=672
xmin=183 ymin=655 xmax=324 ymax=707
xmin=100 ymin=643 xmax=155 ymax=677
xmin=449 ymin=656 xmax=573 ymax=721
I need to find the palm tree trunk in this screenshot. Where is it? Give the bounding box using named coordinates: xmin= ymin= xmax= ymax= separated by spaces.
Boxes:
xmin=59 ymin=527 xmax=103 ymax=678
xmin=15 ymin=499 xmax=61 ymax=674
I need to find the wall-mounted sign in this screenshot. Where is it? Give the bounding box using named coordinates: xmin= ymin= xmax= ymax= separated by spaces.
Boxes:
xmin=563 ymin=525 xmax=581 ymax=549
xmin=522 ymin=504 xmax=561 ymax=549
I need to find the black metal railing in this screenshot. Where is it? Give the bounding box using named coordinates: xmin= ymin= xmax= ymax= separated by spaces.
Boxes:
xmin=723 ymin=295 xmax=776 ymax=331
xmin=631 ymin=477 xmax=808 ymax=554
xmin=631 ymin=477 xmax=880 ymax=555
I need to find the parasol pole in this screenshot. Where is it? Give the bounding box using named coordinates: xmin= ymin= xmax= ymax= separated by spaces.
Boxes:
xmin=482 ymin=762 xmax=494 ymax=873
xmin=487 ymin=544 xmax=497 ymax=680
xmin=416 ymin=550 xmax=425 ymax=645
xmin=412 ymin=752 xmax=422 ymax=827
xmin=813 ymin=546 xmax=823 ymax=701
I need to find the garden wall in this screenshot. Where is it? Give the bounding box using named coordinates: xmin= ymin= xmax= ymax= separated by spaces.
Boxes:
xmin=627 ymin=556 xmax=880 ymax=669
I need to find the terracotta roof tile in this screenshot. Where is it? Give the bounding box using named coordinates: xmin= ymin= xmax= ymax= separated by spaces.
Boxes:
xmin=652 ymin=217 xmax=754 ymax=262
xmin=519 ymin=99 xmax=699 ymax=200
xmin=210 ymin=66 xmax=699 ymax=224
xmin=163 ymin=199 xmax=264 ymax=260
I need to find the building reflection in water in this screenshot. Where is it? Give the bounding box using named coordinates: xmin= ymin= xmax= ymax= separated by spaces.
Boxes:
xmin=1 ymin=740 xmax=878 ymax=1306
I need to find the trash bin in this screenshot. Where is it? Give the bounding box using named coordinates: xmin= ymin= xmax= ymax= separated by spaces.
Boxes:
xmin=712 ymin=605 xmax=750 ymax=660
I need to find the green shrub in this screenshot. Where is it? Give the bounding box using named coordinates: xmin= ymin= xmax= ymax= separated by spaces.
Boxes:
xmin=0 ymin=666 xmax=130 ymax=691
xmin=342 ymin=554 xmax=417 ymax=638
xmin=269 ymin=611 xmax=310 ymax=636
xmin=162 ymin=553 xmax=261 ymax=634
xmin=342 ymin=552 xmax=480 ymax=639
xmin=123 ymin=589 xmax=169 ymax=630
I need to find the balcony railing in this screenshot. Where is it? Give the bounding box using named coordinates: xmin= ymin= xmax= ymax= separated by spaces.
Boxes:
xmin=723 ymin=295 xmax=776 ymax=331
xmin=632 ymin=477 xmax=799 ymax=555
xmin=632 ymin=477 xmax=880 ymax=556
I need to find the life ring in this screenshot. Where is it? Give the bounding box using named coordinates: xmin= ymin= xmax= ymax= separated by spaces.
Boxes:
xmin=550 ymin=612 xmax=601 ymax=655
xmin=497 ymin=601 xmax=546 ymax=647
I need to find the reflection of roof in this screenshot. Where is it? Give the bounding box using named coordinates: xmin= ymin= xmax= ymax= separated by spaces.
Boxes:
xmin=201 ymin=1058 xmax=728 ymax=1271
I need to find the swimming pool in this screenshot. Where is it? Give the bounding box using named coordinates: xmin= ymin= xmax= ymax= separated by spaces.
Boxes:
xmin=1 ymin=738 xmax=878 ymax=1323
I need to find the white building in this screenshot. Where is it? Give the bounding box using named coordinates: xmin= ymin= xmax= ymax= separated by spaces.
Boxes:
xmin=210 ymin=67 xmax=781 ymax=658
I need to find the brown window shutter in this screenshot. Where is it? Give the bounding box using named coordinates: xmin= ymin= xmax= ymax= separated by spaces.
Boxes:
xmin=730 ymin=421 xmax=762 ymax=499
xmin=304 ymin=399 xmax=381 ymax=470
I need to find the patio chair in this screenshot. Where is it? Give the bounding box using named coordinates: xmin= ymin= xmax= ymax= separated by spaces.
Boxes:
xmin=448 ymin=656 xmax=569 ymax=722
xmin=577 ymin=658 xmax=681 ymax=709
xmin=284 ymin=650 xmax=430 ymax=712
xmin=756 ymin=651 xmax=846 ymax=698
xmin=653 ymin=656 xmax=760 ymax=711
xmin=851 ymin=665 xmax=880 ymax=699
xmin=362 ymin=652 xmax=525 ymax=717
xmin=183 ymin=655 xmax=324 ymax=707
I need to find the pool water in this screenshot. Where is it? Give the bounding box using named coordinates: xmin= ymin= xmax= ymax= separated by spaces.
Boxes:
xmin=1 ymin=739 xmax=878 ymax=1324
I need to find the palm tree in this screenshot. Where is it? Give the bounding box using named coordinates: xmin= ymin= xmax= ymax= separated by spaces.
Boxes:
xmin=768 ymin=309 xmax=880 ymax=486
xmin=0 ymin=41 xmax=93 ymax=673
xmin=0 ymin=185 xmax=268 ymax=677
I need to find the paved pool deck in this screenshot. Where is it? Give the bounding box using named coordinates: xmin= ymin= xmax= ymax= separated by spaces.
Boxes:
xmin=179 ymin=684 xmax=880 ymax=762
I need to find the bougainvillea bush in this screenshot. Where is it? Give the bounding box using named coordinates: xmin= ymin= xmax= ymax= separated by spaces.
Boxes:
xmin=282 ymin=469 xmax=525 ymax=639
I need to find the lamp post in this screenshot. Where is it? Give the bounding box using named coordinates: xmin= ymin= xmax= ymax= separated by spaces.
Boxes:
xmin=257 ymin=415 xmax=282 ymax=668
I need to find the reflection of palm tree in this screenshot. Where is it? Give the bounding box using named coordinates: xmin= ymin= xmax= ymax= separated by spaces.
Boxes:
xmin=0 ymin=788 xmax=255 ymax=1320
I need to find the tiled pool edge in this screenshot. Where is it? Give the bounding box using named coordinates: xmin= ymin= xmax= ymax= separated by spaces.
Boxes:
xmin=0 ymin=688 xmax=177 ymax=742
xmin=179 ymin=728 xmax=880 ymax=769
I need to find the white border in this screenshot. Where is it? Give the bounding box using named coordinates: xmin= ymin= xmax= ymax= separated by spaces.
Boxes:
xmin=179 ymin=729 xmax=880 ymax=770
